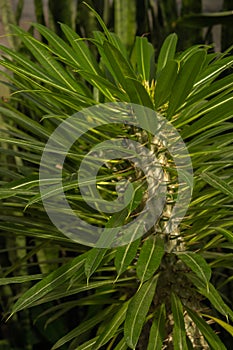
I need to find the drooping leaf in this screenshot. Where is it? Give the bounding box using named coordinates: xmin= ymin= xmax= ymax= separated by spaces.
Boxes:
xmin=177 ymin=251 xmax=211 ymax=289
xmin=171 ymin=293 xmax=188 ymax=350
xmin=186 ymin=308 xmax=227 ymax=350
xmin=201 ymin=314 xmax=233 ymax=337
xmin=181 ymin=95 xmax=233 ymax=138
xmin=11 ymin=26 xmax=85 ymax=93
xmin=9 ymin=254 xmax=86 ymax=316
xmin=136 ymin=236 xmax=164 ymax=285
xmin=124 ymin=274 xmax=159 ymax=349
xmin=187 ymin=274 xmax=233 ymax=321
xmin=147 ymin=304 xmax=166 ymax=350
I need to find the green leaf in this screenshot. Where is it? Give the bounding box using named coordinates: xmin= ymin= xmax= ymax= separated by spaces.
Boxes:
xmin=186 ymin=308 xmax=227 ymax=350
xmin=177 ymin=252 xmax=211 ymax=289
xmin=167 ymin=50 xmax=206 ymax=117
xmin=136 ymin=236 xmax=164 ymax=285
xmin=94 ymin=301 xmax=129 ymax=349
xmin=202 ymin=314 xmax=233 ymax=337
xmin=0 ymin=275 xmax=43 ymax=285
xmin=124 ymin=274 xmax=159 ymax=349
xmin=187 ymin=274 xmax=233 ymax=321
xmin=214 ymin=227 xmax=233 ymax=244
xmin=135 ymin=36 xmax=154 ymax=81
xmin=82 ymin=1 xmax=114 ymax=44
xmin=78 ymin=70 xmax=127 ymax=101
xmin=9 ymin=254 xmax=86 ymax=316
xmin=32 ymin=23 xmax=85 ymax=69
xmin=85 ymin=248 xmax=108 ymax=282
xmin=124 ymin=78 xmax=154 ymax=108
xmin=100 ymin=41 xmax=136 ymax=90
xmin=157 ymin=33 xmax=178 ymax=73
xmin=51 ymin=306 xmax=115 ymax=349
xmin=201 ymin=172 xmax=233 ymax=199
xmin=0 ymin=106 xmax=49 ymax=139
xmin=115 ymin=239 xmax=140 ymax=278
xmin=74 ymin=337 xmax=98 ymax=350
xmin=114 ymin=337 xmax=128 ymax=350
xmin=60 ymin=23 xmax=101 ymax=75
xmin=171 ymin=293 xmax=188 ymax=350
xmin=147 ymin=304 xmax=166 ymax=350
xmin=154 ymin=59 xmax=178 ymax=108
xmin=11 ymin=26 xmax=84 ymax=93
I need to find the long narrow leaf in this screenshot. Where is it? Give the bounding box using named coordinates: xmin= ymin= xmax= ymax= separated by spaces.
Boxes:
xmin=136 ymin=236 xmax=164 ymax=285
xmin=186 ymin=308 xmax=227 ymax=350
xmin=94 ymin=301 xmax=129 ymax=349
xmin=171 ymin=293 xmax=188 ymax=350
xmin=147 ymin=304 xmax=166 ymax=350
xmin=124 ymin=274 xmax=159 ymax=349
xmin=177 ymin=252 xmax=211 ymax=289
xmin=9 ymin=254 xmax=87 ymax=316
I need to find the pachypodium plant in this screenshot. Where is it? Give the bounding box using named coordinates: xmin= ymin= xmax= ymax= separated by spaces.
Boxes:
xmin=0 ymin=6 xmax=233 ymax=350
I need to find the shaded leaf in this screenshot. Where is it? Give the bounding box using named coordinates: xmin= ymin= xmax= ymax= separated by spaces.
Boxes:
xmin=9 ymin=254 xmax=86 ymax=316
xmin=171 ymin=293 xmax=188 ymax=350
xmin=202 ymin=313 xmax=233 ymax=337
xmin=186 ymin=308 xmax=227 ymax=350
xmin=124 ymin=274 xmax=159 ymax=349
xmin=114 ymin=337 xmax=128 ymax=350
xmin=157 ymin=33 xmax=178 ymax=73
xmin=201 ymin=172 xmax=233 ymax=199
xmin=100 ymin=41 xmax=136 ymax=90
xmin=167 ymin=50 xmax=206 ymax=117
xmin=94 ymin=301 xmax=129 ymax=349
xmin=147 ymin=304 xmax=166 ymax=350
xmin=214 ymin=227 xmax=233 ymax=244
xmin=0 ymin=275 xmax=43 ymax=285
xmin=187 ymin=274 xmax=233 ymax=321
xmin=154 ymin=59 xmax=178 ymax=108
xmin=51 ymin=306 xmax=115 ymax=349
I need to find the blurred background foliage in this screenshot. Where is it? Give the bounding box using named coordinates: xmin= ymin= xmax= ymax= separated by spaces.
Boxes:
xmin=1 ymin=0 xmax=233 ymax=52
